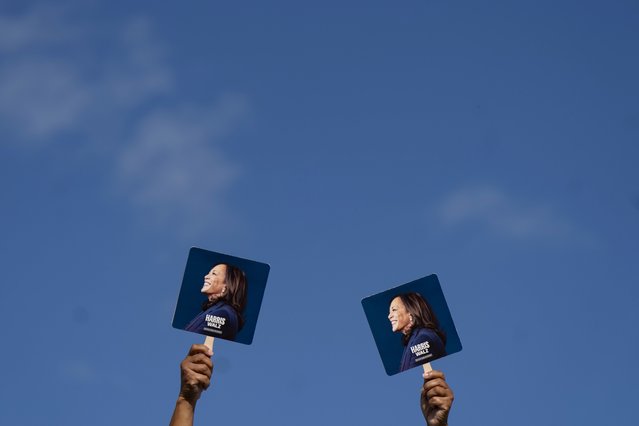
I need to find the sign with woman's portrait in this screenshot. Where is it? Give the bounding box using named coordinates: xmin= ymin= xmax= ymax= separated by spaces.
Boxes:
xmin=172 ymin=247 xmax=270 ymax=345
xmin=361 ymin=274 xmax=462 ymax=375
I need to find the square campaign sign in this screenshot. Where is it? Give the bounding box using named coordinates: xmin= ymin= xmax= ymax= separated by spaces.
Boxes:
xmin=172 ymin=247 xmax=270 ymax=345
xmin=361 ymin=274 xmax=462 ymax=376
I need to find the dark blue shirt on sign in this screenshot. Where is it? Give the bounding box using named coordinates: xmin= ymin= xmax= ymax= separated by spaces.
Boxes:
xmin=399 ymin=327 xmax=446 ymax=372
xmin=185 ymin=301 xmax=240 ymax=340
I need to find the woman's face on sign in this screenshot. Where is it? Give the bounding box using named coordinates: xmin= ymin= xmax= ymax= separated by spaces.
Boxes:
xmin=201 ymin=264 xmax=227 ymax=296
xmin=388 ymin=297 xmax=411 ymax=333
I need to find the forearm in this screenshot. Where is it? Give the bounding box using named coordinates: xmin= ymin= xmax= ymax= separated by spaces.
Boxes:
xmin=169 ymin=397 xmax=197 ymax=426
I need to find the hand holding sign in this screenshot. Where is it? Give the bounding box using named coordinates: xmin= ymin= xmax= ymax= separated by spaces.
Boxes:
xmin=362 ymin=274 xmax=460 ymax=424
xmin=169 ymin=344 xmax=213 ymax=426
xmin=170 ymin=248 xmax=270 ymax=426
xmin=421 ymin=369 xmax=454 ymax=426
xmin=178 ymin=344 xmax=213 ymax=404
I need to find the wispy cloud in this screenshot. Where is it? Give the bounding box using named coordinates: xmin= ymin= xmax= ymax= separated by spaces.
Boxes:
xmin=0 ymin=10 xmax=171 ymax=140
xmin=0 ymin=5 xmax=92 ymax=139
xmin=0 ymin=58 xmax=92 ymax=137
xmin=116 ymin=96 xmax=247 ymax=233
xmin=436 ymin=185 xmax=590 ymax=244
xmin=0 ymin=4 xmax=77 ymax=52
xmin=99 ymin=18 xmax=173 ymax=108
xmin=0 ymin=5 xmax=247 ymax=235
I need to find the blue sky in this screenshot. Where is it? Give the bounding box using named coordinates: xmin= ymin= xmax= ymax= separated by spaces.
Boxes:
xmin=1 ymin=1 xmax=638 ymax=425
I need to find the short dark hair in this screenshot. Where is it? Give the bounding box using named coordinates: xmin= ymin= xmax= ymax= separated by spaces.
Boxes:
xmin=394 ymin=292 xmax=446 ymax=346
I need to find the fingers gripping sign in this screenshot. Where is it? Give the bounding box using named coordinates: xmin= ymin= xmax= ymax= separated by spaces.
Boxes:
xmin=179 ymin=344 xmax=214 ymax=404
xmin=420 ymin=368 xmax=454 ymax=426
xmin=170 ymin=343 xmax=214 ymax=426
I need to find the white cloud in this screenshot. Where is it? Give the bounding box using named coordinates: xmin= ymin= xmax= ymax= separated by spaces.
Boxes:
xmin=0 ymin=58 xmax=92 ymax=137
xmin=100 ymin=18 xmax=173 ymax=107
xmin=0 ymin=11 xmax=172 ymax=141
xmin=437 ymin=186 xmax=590 ymax=243
xmin=116 ymin=96 xmax=247 ymax=233
xmin=0 ymin=5 xmax=247 ymax=234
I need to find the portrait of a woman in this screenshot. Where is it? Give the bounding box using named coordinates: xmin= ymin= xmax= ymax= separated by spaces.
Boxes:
xmin=185 ymin=263 xmax=247 ymax=340
xmin=388 ymin=292 xmax=446 ymax=372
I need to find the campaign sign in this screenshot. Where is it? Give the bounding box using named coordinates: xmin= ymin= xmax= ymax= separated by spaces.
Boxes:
xmin=172 ymin=247 xmax=270 ymax=345
xmin=361 ymin=274 xmax=462 ymax=376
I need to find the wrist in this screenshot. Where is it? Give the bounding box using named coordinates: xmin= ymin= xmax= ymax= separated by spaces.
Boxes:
xmin=177 ymin=394 xmax=198 ymax=408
